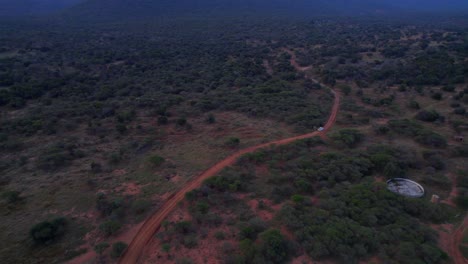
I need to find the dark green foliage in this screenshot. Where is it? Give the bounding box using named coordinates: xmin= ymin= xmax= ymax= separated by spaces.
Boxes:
xmin=239 ymin=218 xmax=267 ymax=240
xmin=408 ymin=100 xmax=420 ymax=110
xmin=157 ymin=116 xmax=169 ymax=125
xmin=99 ymin=220 xmax=122 ymax=236
xmin=225 ymin=137 xmax=240 ymax=148
xmin=182 ymin=235 xmax=198 ymax=248
xmin=415 ymin=130 xmax=447 ymax=148
xmin=116 ymin=123 xmax=127 ymax=134
xmin=442 ymin=85 xmax=455 ymax=92
xmin=206 ymin=114 xmax=216 ymax=124
xmin=148 ymin=154 xmax=165 ymax=167
xmin=96 ymin=193 xmax=125 ymax=217
xmin=2 ymin=190 xmax=21 ymax=204
xmin=214 ymin=231 xmax=226 ymax=240
xmin=110 ymin=242 xmax=127 ymax=258
xmin=174 ymin=221 xmax=194 ymax=234
xmin=415 ymin=110 xmax=441 ymax=122
xmin=36 ymin=142 xmax=85 ymax=171
xmin=388 ymin=119 xmax=447 ymax=148
xmin=454 ymin=107 xmax=466 ymax=115
xmin=423 ymin=152 xmax=446 ymax=170
xmin=94 ymin=242 xmax=110 ymax=255
xmin=421 ymin=174 xmax=451 ymax=190
xmin=278 ymin=183 xmax=448 ymax=262
xmin=203 ymin=170 xmax=252 ymax=192
xmin=30 ymin=217 xmax=67 ymax=244
xmin=255 ymin=229 xmax=291 ymax=263
xmin=457 ymin=171 xmax=468 ymax=188
xmin=176 ymin=117 xmax=187 ymax=127
xmin=90 ymin=161 xmax=102 ymax=173
xmin=431 ymin=92 xmax=443 ymax=100
xmin=161 ymin=243 xmax=171 ymax=253
xmin=340 ymin=85 xmax=352 ymax=95
xmin=455 ymin=187 xmax=468 ymax=209
xmin=330 ymin=129 xmax=364 ymax=147
xmin=131 ymin=199 xmax=151 ymax=215
xmin=388 ymin=119 xmax=423 ymax=136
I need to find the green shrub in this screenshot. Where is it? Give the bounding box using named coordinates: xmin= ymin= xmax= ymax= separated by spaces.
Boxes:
xmin=183 ymin=235 xmax=198 ymax=248
xmin=291 ymin=194 xmax=305 ymax=203
xmin=214 ymin=231 xmax=226 ymax=240
xmin=330 ymin=129 xmax=363 ymax=148
xmin=225 ymin=137 xmax=240 ymax=148
xmin=131 ymin=199 xmax=151 ymax=215
xmin=111 ymin=242 xmax=127 ymax=258
xmin=161 ymin=243 xmax=171 ymax=253
xmin=455 ymin=188 xmax=468 ymax=209
xmin=431 ymin=92 xmax=443 ymax=100
xmin=415 ymin=130 xmax=447 ymax=148
xmin=256 ymin=229 xmax=291 ymax=263
xmin=99 ymin=220 xmax=121 ymax=236
xmin=457 ymin=172 xmax=468 ymax=188
xmin=408 ymin=100 xmax=420 ymax=110
xmin=2 ymin=190 xmax=21 ymax=204
xmin=148 ymin=155 xmax=165 ymax=167
xmin=415 ymin=110 xmax=440 ymax=122
xmin=176 ymin=258 xmax=194 ymax=264
xmin=116 ymin=123 xmax=127 ymax=134
xmin=206 ymin=114 xmax=216 ymax=124
xmin=157 ymin=116 xmax=168 ymax=125
xmin=30 ymin=217 xmax=67 ymax=244
xmin=94 ymin=242 xmax=110 ymax=255
xmin=441 ymin=85 xmax=455 ymax=92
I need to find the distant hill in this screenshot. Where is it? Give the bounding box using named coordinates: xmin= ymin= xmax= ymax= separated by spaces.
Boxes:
xmin=390 ymin=0 xmax=468 ymax=12
xmin=1 ymin=0 xmax=468 ymax=20
xmin=0 ymin=0 xmax=82 ymax=17
xmin=61 ymin=0 xmax=393 ymax=21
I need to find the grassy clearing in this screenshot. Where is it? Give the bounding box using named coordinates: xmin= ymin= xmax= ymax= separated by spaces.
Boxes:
xmin=0 ymin=107 xmax=297 ymax=263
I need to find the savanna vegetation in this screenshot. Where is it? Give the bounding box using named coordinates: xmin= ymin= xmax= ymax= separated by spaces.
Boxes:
xmin=0 ymin=8 xmax=467 ymax=264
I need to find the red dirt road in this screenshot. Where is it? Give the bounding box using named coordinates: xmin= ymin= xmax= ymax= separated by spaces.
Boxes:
xmin=119 ymin=56 xmax=340 ymax=264
xmin=449 ymin=215 xmax=468 ymax=264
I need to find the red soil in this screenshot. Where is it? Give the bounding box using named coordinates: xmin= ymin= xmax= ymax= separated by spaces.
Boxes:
xmin=67 ymin=221 xmax=146 ymax=264
xmin=246 ymin=199 xmax=276 ymax=222
xmin=435 ymin=171 xmax=468 ymax=264
xmin=118 ymin=53 xmax=340 ymax=264
xmin=441 ymin=173 xmax=458 ymax=207
xmin=145 ymin=227 xmax=236 ymax=264
xmin=448 ymin=215 xmax=468 ymax=264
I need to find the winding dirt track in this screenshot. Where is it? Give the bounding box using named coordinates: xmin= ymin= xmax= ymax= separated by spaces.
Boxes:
xmin=450 ymin=215 xmax=468 ymax=264
xmin=119 ymin=54 xmax=340 ymax=264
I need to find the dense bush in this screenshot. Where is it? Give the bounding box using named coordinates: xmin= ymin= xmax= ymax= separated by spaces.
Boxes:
xmin=330 ymin=129 xmax=364 ymax=148
xmin=99 ymin=220 xmax=122 ymax=236
xmin=111 ymin=242 xmax=127 ymax=258
xmin=30 ymin=217 xmax=67 ymax=244
xmin=388 ymin=119 xmax=447 ymax=148
xmin=148 ymin=155 xmax=165 ymax=167
xmin=415 ymin=110 xmax=441 ymax=122
xmin=278 ymin=183 xmax=448 ymax=262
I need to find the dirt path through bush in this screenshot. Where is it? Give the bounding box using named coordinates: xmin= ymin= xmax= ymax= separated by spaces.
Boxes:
xmin=119 ymin=52 xmax=340 ymax=264
xmin=450 ymin=215 xmax=468 ymax=264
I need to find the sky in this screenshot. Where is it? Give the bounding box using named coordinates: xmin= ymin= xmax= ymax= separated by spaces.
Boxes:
xmin=1 ymin=0 xmax=468 ymax=18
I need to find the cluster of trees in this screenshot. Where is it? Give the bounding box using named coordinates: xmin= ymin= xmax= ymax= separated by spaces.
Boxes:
xmin=278 ymin=183 xmax=447 ymax=263
xmin=174 ymin=138 xmax=452 ymax=263
xmin=294 ymin=20 xmax=467 ymax=87
xmin=387 ymin=119 xmax=447 ymax=148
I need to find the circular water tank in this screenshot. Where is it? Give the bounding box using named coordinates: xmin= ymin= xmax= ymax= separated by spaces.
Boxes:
xmin=386 ymin=178 xmax=425 ymax=198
